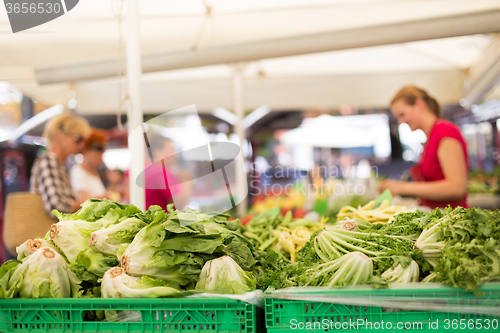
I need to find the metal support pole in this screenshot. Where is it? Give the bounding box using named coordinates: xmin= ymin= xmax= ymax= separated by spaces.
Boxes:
xmin=233 ymin=63 xmax=247 ymax=217
xmin=126 ymin=0 xmax=145 ymax=210
xmin=492 ymin=120 xmax=500 ymax=166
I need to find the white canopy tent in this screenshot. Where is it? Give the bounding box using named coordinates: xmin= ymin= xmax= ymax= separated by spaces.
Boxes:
xmin=1 ymin=0 xmax=500 ymax=114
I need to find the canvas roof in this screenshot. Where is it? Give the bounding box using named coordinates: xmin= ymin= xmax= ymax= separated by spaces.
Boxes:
xmin=1 ymin=0 xmax=500 ymax=115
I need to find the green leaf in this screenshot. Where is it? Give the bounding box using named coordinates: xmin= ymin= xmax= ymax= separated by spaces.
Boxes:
xmin=162 ymin=234 xmax=224 ymax=254
xmin=135 ymin=276 xmax=169 ymax=288
xmin=367 ymin=276 xmax=389 ymax=289
xmin=53 ymin=199 xmax=141 ymax=222
xmin=101 ymin=268 xmax=190 ymax=298
xmin=162 ymin=218 xmax=200 ymax=234
xmin=372 ymin=189 xmax=393 ymax=209
xmin=224 ymin=238 xmax=255 ymax=271
xmin=0 ymin=260 xmax=21 ymax=299
xmin=312 ymin=198 xmax=329 ymax=216
xmin=71 ymin=249 xmax=118 ymax=284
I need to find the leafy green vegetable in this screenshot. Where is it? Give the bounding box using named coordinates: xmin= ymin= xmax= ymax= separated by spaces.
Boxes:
xmin=121 ymin=216 xmax=205 ymax=288
xmin=253 ymin=251 xmax=295 ymax=290
xmin=72 ymin=249 xmax=119 ymax=283
xmin=49 ymin=218 xmax=119 ymax=283
xmin=121 ymin=207 xmax=259 ymax=289
xmin=381 ymin=260 xmax=419 ymax=283
xmin=4 ymin=248 xmax=82 ymax=298
xmin=313 ymin=219 xmax=415 ymax=262
xmin=195 ymin=256 xmax=255 ymax=294
xmin=295 ymin=230 xmax=322 ymax=264
xmin=89 ymin=217 xmax=147 ymax=259
xmin=372 ymin=210 xmax=431 ymax=275
xmin=422 ymin=272 xmax=437 ymax=282
xmin=53 ymin=199 xmax=141 ymax=222
xmin=101 ymin=267 xmax=186 ymax=298
xmin=415 ymin=207 xmax=500 ymax=294
xmin=50 ymin=217 xmax=116 ymax=263
xmin=0 ymin=260 xmax=21 ymax=299
xmin=414 ymin=207 xmax=455 ymax=267
xmin=135 ymin=205 xmax=166 ymax=224
xmin=16 ymin=239 xmax=62 ymax=261
xmin=302 ymin=252 xmax=373 ymax=287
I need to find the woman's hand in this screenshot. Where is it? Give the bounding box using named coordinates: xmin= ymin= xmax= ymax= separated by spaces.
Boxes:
xmin=378 ymin=180 xmax=406 ymax=196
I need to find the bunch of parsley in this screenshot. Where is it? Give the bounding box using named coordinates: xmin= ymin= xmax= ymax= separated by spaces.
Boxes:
xmin=418 ymin=207 xmax=500 ymax=295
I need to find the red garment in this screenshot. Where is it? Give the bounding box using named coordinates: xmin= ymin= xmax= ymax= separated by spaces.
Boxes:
xmin=410 ymin=120 xmax=468 ymax=209
xmin=144 ymin=163 xmax=180 ymax=211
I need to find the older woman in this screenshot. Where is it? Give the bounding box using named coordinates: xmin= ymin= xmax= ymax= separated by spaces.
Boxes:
xmin=70 ymin=128 xmax=109 ymax=202
xmin=30 ymin=113 xmax=90 ymax=214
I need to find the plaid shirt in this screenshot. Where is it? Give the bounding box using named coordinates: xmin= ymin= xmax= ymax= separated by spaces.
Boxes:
xmin=30 ymin=151 xmax=77 ymax=214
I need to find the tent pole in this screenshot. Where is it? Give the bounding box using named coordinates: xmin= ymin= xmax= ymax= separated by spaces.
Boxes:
xmin=126 ymin=0 xmax=145 ymax=211
xmin=233 ymin=63 xmax=247 ymax=217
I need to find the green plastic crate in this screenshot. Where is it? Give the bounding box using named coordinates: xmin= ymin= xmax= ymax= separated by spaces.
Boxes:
xmin=265 ymin=284 xmax=500 ymax=332
xmin=0 ymin=297 xmax=264 ymax=333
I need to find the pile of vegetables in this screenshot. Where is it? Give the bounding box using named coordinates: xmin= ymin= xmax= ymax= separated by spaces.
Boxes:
xmin=241 ymin=207 xmax=326 ymax=262
xmin=1 ymin=195 xmax=499 ymax=301
xmin=0 ymin=199 xmax=260 ymax=300
xmin=259 ymin=206 xmax=500 ymax=295
xmin=414 ymin=206 xmax=500 ymax=293
xmin=303 ymin=251 xmax=374 ymax=287
xmin=256 ymin=209 xmax=424 ymax=290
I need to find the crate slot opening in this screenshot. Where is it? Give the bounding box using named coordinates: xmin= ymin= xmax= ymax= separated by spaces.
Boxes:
xmin=81 ymin=310 xmax=142 ymax=322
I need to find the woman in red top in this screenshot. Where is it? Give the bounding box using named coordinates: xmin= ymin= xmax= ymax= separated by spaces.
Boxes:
xmin=379 ymin=85 xmax=469 ymax=209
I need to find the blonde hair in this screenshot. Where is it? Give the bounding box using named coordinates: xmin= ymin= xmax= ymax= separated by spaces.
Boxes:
xmin=390 ymin=85 xmax=442 ymax=118
xmin=43 ymin=113 xmax=90 ymax=145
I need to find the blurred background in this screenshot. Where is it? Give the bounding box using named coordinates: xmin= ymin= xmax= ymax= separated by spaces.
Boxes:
xmin=2 ymin=0 xmax=500 ymax=262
